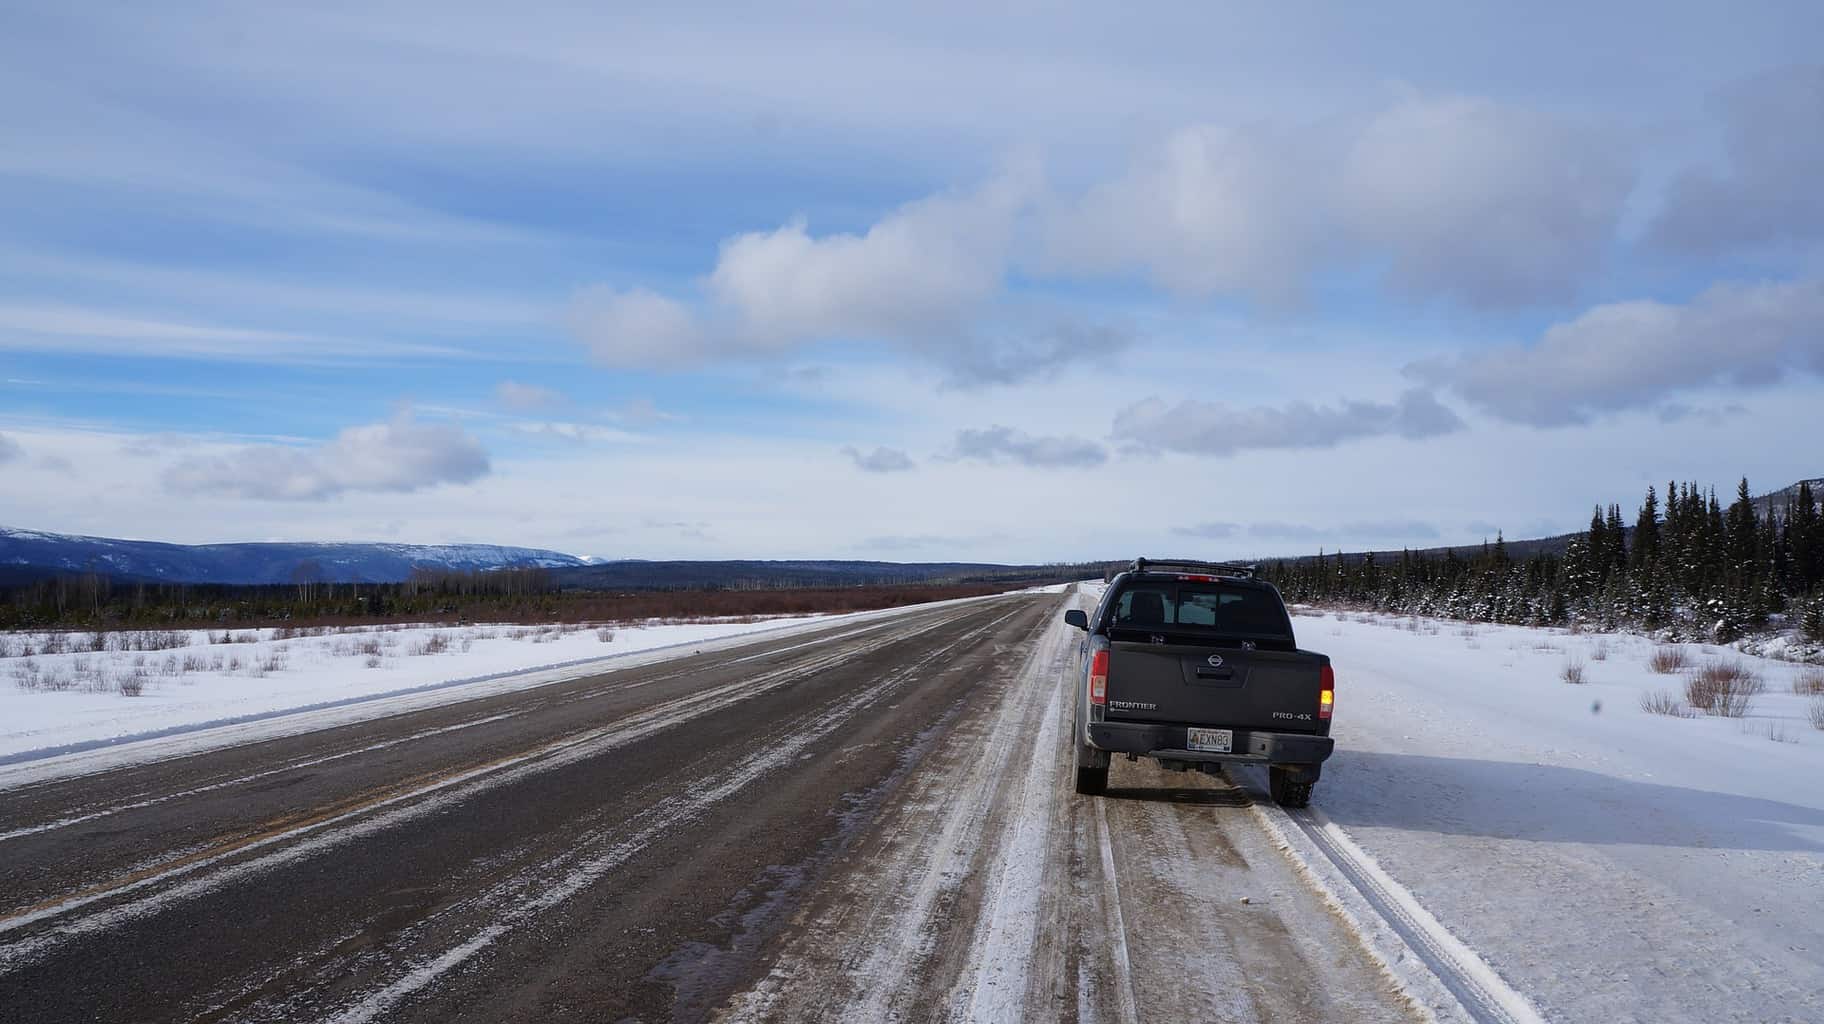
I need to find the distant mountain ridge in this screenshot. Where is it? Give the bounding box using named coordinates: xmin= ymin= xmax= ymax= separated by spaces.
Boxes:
xmin=0 ymin=527 xmax=589 ymax=585
xmin=0 ymin=527 xmax=1107 ymax=589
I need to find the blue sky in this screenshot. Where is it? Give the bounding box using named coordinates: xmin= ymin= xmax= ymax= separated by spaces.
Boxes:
xmin=2 ymin=1 xmax=1821 ymax=562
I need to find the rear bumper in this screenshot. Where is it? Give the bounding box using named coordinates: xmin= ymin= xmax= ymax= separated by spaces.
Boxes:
xmin=1087 ymin=721 xmax=1334 ymax=766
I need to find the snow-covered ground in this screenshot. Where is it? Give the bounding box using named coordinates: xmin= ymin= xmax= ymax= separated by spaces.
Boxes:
xmin=0 ymin=615 xmax=839 ymax=759
xmin=1289 ymin=610 xmax=1824 ymax=1023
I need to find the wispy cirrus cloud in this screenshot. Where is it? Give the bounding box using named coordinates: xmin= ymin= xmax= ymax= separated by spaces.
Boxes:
xmin=0 ymin=304 xmax=468 ymax=363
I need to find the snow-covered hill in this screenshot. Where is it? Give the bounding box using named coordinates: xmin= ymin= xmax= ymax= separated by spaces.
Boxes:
xmin=0 ymin=527 xmax=588 ymax=584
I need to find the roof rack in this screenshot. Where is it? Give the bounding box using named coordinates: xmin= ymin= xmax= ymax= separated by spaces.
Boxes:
xmin=1129 ymin=557 xmax=1259 ymax=579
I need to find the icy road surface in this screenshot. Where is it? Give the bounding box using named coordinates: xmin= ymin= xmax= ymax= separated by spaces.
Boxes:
xmin=0 ymin=591 xmax=1411 ymax=1023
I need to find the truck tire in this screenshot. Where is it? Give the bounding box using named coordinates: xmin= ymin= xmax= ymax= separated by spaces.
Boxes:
xmin=1073 ymin=742 xmax=1108 ymax=795
xmin=1269 ymin=766 xmax=1313 ymax=808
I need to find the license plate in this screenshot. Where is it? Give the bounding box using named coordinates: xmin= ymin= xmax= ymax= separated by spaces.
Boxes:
xmin=1186 ymin=727 xmax=1232 ymax=753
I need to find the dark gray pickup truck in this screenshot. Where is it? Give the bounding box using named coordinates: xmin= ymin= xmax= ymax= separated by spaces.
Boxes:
xmin=1063 ymin=558 xmax=1335 ymax=807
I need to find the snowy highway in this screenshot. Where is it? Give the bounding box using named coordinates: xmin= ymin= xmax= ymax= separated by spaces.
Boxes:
xmin=0 ymin=591 xmax=1411 ymax=1023
xmin=6 ymin=587 xmax=1821 ymax=1023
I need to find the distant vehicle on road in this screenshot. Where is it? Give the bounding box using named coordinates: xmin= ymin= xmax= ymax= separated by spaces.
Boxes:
xmin=1064 ymin=558 xmax=1335 ymax=807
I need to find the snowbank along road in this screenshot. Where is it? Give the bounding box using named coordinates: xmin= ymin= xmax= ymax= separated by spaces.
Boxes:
xmin=0 ymin=588 xmax=1424 ymax=1023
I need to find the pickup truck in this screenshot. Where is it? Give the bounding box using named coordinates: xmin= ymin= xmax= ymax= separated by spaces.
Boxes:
xmin=1063 ymin=558 xmax=1335 ymax=807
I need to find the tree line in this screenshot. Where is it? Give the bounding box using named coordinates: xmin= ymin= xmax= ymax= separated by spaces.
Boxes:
xmin=0 ymin=567 xmax=1026 ymax=631
xmin=1261 ymin=478 xmax=1824 ymax=643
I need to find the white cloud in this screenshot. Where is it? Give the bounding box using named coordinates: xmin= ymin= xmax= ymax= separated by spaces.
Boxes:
xmin=1649 ymin=65 xmax=1824 ymax=254
xmin=568 ymin=287 xmax=709 ymax=367
xmin=1043 ymin=121 xmax=1327 ymax=302
xmin=495 ymin=380 xmax=563 ymax=410
xmin=1111 ymin=388 xmax=1463 ymax=457
xmin=163 ymin=412 xmax=489 ymax=500
xmin=708 ymin=173 xmax=1027 ymax=342
xmin=0 ymin=432 xmax=22 ymax=463
xmin=1412 ymin=277 xmax=1824 ymax=426
xmin=1336 ymin=95 xmax=1631 ymax=305
xmin=841 ymin=445 xmax=915 ymax=473
xmin=951 ymin=425 xmax=1107 ymax=468
xmin=1041 ymin=94 xmax=1631 ymax=307
xmin=569 ymin=171 xmax=1041 ymax=373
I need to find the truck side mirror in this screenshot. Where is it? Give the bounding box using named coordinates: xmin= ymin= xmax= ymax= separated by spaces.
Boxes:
xmin=1064 ymin=609 xmax=1089 ymax=630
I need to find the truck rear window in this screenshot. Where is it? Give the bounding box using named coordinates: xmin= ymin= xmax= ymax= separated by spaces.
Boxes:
xmin=1109 ymin=582 xmax=1292 ymax=638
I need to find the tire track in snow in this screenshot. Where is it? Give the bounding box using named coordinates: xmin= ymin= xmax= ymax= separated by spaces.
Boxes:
xmin=1090 ymin=799 xmax=1140 ymax=1024
xmin=947 ymin=633 xmax=1067 ymax=1022
xmin=715 ymin=603 xmax=1064 ymax=1024
xmin=1254 ymin=800 xmax=1548 ymax=1024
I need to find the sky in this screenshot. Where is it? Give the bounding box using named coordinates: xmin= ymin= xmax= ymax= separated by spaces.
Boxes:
xmin=2 ymin=1 xmax=1822 ymax=563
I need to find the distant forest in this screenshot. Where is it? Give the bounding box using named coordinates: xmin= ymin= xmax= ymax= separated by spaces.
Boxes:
xmin=0 ymin=558 xmax=1094 ymax=631
xmin=0 ymin=564 xmax=1073 ymax=631
xmin=1262 ymin=479 xmax=1824 ymax=644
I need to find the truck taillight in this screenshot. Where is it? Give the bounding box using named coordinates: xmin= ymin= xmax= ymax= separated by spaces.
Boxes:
xmin=1089 ymin=650 xmax=1108 ymax=706
xmin=1319 ymin=664 xmax=1334 ymax=720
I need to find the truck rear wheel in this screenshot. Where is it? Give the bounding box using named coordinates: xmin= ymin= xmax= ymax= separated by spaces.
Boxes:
xmin=1073 ymin=741 xmax=1108 ymax=795
xmin=1269 ymin=766 xmax=1313 ymax=808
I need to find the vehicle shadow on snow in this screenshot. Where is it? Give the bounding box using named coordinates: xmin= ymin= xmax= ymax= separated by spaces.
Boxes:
xmin=1308 ymin=751 xmax=1824 ymax=853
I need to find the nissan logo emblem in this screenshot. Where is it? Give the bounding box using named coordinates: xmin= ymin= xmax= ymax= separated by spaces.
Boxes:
xmin=1206 ymin=654 xmax=1224 ymax=668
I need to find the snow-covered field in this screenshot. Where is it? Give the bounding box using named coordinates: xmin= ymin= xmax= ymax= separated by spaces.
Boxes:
xmin=1291 ymin=609 xmax=1824 ymax=1023
xmin=0 ymin=616 xmax=842 ymax=759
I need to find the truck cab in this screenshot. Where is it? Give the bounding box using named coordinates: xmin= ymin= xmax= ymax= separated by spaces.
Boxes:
xmin=1064 ymin=558 xmax=1335 ymax=807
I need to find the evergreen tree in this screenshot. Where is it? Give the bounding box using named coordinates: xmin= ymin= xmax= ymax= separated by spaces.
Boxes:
xmin=1631 ymin=486 xmax=1660 ymax=569
xmin=1803 ymin=597 xmax=1824 ymax=644
xmin=1606 ymin=504 xmax=1628 ymax=571
xmin=1587 ymin=507 xmax=1608 ymax=583
xmin=1726 ymin=478 xmax=1758 ymax=571
xmin=1791 ymin=481 xmax=1821 ymax=591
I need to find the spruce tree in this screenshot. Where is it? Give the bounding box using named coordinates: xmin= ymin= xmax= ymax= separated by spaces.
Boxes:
xmin=1607 ymin=504 xmax=1628 ymax=571
xmin=1726 ymin=478 xmax=1757 ymax=571
xmin=1792 ymin=481 xmax=1821 ymax=591
xmin=1802 ymin=597 xmax=1824 ymax=644
xmin=1632 ymin=486 xmax=1660 ymax=569
xmin=1587 ymin=507 xmax=1607 ymax=583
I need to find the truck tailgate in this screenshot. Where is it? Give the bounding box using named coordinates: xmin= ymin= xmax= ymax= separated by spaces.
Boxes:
xmin=1105 ymin=641 xmax=1325 ymax=731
